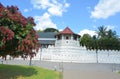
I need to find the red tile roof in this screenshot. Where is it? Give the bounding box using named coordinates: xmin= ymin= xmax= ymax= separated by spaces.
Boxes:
xmin=55 ymin=27 xmax=80 ymax=37
xmin=60 ymin=27 xmax=74 ymax=34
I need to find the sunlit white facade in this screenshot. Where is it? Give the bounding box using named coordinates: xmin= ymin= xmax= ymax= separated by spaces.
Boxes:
xmin=34 ymin=27 xmax=120 ymax=63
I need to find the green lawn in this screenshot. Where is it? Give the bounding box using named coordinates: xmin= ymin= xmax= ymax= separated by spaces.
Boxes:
xmin=119 ymin=71 xmax=120 ymax=74
xmin=0 ymin=64 xmax=61 ymax=79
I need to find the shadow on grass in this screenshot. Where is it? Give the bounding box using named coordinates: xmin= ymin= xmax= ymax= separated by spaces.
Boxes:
xmin=0 ymin=64 xmax=38 ymax=79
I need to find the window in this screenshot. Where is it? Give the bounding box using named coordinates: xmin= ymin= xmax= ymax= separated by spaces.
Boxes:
xmin=74 ymin=35 xmax=77 ymax=40
xmin=66 ymin=36 xmax=69 ymax=39
xmin=58 ymin=35 xmax=61 ymax=40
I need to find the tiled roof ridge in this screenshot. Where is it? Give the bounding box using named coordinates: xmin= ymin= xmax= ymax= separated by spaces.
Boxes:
xmin=60 ymin=27 xmax=74 ymax=34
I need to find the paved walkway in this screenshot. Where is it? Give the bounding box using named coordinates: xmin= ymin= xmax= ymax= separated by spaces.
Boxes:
xmin=63 ymin=71 xmax=120 ymax=79
xmin=63 ymin=63 xmax=120 ymax=79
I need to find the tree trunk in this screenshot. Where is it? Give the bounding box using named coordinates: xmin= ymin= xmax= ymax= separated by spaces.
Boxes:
xmin=40 ymin=48 xmax=42 ymax=61
xmin=29 ymin=57 xmax=32 ymax=66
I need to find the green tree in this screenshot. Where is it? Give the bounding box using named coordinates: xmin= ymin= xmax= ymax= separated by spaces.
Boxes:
xmin=97 ymin=26 xmax=107 ymax=38
xmin=0 ymin=3 xmax=40 ymax=60
xmin=80 ymin=34 xmax=92 ymax=49
xmin=37 ymin=29 xmax=43 ymax=32
xmin=107 ymin=29 xmax=116 ymax=38
xmin=97 ymin=26 xmax=120 ymax=60
xmin=97 ymin=26 xmax=119 ymax=50
xmin=43 ymin=28 xmax=59 ymax=32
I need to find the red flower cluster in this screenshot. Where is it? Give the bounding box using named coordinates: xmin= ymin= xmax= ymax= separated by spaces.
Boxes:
xmin=0 ymin=3 xmax=36 ymax=27
xmin=27 ymin=17 xmax=36 ymax=26
xmin=18 ymin=29 xmax=40 ymax=57
xmin=0 ymin=26 xmax=14 ymax=43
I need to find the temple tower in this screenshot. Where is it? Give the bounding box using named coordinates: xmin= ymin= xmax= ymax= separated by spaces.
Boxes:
xmin=55 ymin=27 xmax=80 ymax=47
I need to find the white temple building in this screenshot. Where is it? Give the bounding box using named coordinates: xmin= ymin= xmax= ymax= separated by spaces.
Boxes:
xmin=34 ymin=27 xmax=120 ymax=63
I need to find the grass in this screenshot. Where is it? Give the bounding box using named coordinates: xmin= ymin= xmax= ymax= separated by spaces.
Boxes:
xmin=0 ymin=64 xmax=61 ymax=79
xmin=118 ymin=71 xmax=120 ymax=74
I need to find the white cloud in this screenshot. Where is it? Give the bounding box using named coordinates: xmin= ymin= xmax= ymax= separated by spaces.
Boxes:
xmin=79 ymin=29 xmax=97 ymax=37
xmin=91 ymin=0 xmax=120 ymax=19
xmin=106 ymin=25 xmax=115 ymax=31
xmin=31 ymin=0 xmax=70 ymax=30
xmin=31 ymin=0 xmax=70 ymax=16
xmin=23 ymin=9 xmax=29 ymax=12
xmin=59 ymin=29 xmax=63 ymax=32
xmin=34 ymin=13 xmax=57 ymax=30
xmin=31 ymin=0 xmax=50 ymax=9
xmin=48 ymin=1 xmax=70 ymax=16
xmin=23 ymin=8 xmax=32 ymax=12
xmin=78 ymin=25 xmax=116 ymax=37
xmin=48 ymin=4 xmax=63 ymax=16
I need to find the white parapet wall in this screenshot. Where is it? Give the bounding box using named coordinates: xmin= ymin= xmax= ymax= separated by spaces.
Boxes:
xmin=34 ymin=40 xmax=120 ymax=63
xmin=38 ymin=45 xmax=120 ymax=63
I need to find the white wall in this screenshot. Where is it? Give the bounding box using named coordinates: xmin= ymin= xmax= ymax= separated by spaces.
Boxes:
xmin=39 ymin=46 xmax=120 ymax=63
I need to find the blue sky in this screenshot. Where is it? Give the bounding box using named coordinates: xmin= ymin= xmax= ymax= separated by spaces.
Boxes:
xmin=0 ymin=0 xmax=120 ymax=36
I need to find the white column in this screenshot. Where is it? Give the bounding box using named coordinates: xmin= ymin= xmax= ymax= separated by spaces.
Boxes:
xmin=77 ymin=36 xmax=79 ymax=41
xmin=71 ymin=34 xmax=73 ymax=40
xmin=62 ymin=35 xmax=64 ymax=40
